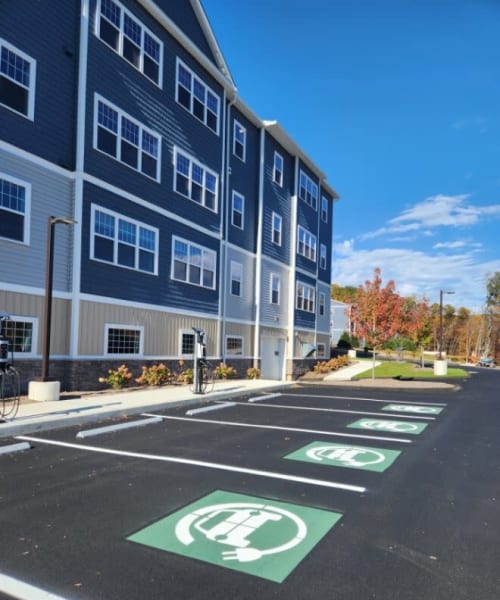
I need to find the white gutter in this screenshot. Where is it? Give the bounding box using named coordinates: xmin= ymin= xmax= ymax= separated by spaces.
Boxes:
xmin=253 ymin=126 xmax=265 ymax=369
xmin=286 ymin=156 xmax=300 ymax=376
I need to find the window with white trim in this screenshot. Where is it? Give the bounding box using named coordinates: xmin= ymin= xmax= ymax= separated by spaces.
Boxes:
xmin=0 ymin=39 xmax=36 ymax=120
xmin=271 ymin=273 xmax=280 ymax=305
xmin=233 ymin=120 xmax=246 ymax=161
xmin=297 ymin=226 xmax=317 ymax=261
xmin=1 ymin=316 xmax=37 ymax=356
xmin=230 ymin=260 xmax=242 ymax=296
xmin=96 ymin=0 xmax=162 ymax=85
xmin=0 ymin=174 xmax=30 ymax=244
xmin=180 ymin=330 xmax=195 ymax=356
xmin=319 ymin=292 xmax=326 ymax=316
xmin=321 ymin=195 xmax=328 ymax=222
xmin=272 ymin=212 xmax=282 ymax=246
xmin=91 ymin=205 xmax=158 ymax=274
xmin=296 ymin=281 xmax=315 ymax=313
xmin=176 ymin=58 xmax=220 ymax=133
xmin=273 ymin=151 xmax=283 ymax=186
xmin=105 ymin=324 xmax=143 ymax=355
xmin=231 ymin=191 xmax=244 ymax=229
xmin=299 ymin=170 xmax=318 ymax=209
xmin=174 ymin=148 xmax=218 ymax=211
xmin=172 ymin=236 xmax=216 ymax=289
xmin=95 ymin=95 xmax=161 ymax=180
xmin=226 ymin=335 xmax=243 ymax=355
xmin=320 ymin=244 xmax=327 ymax=270
xmin=317 ymin=342 xmax=326 ymax=357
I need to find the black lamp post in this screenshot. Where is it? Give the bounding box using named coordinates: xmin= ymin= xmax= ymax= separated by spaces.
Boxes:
xmin=438 ymin=290 xmax=455 ymax=360
xmin=40 ymin=216 xmax=76 ymax=381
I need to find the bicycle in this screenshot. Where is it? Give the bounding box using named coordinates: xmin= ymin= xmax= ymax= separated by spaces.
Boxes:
xmin=1 ymin=365 xmax=21 ymax=420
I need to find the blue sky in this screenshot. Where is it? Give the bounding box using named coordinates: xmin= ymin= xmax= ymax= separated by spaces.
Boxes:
xmin=202 ymin=0 xmax=500 ymax=311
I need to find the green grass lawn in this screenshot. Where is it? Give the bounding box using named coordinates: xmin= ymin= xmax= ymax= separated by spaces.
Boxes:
xmin=353 ymin=360 xmax=469 ymax=379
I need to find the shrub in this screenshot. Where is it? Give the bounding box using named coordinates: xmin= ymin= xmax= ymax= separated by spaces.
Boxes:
xmin=135 ymin=363 xmax=171 ymax=386
xmin=214 ymin=362 xmax=237 ymax=379
xmin=246 ymin=367 xmax=261 ymax=379
xmin=176 ymin=366 xmax=193 ymax=384
xmin=98 ymin=364 xmax=133 ymax=390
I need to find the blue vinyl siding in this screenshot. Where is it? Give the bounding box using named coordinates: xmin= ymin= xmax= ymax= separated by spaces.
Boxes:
xmin=318 ymin=188 xmax=333 ymax=284
xmin=226 ymin=108 xmax=259 ymax=252
xmin=80 ymin=182 xmax=219 ymax=313
xmin=295 ymin=272 xmax=317 ymax=330
xmin=0 ymin=2 xmax=79 ymax=169
xmin=261 ymin=133 xmax=293 ymax=264
xmin=296 ymin=161 xmax=320 ymax=274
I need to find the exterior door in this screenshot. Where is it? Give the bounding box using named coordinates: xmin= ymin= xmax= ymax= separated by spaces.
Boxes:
xmin=260 ymin=336 xmax=285 ymax=380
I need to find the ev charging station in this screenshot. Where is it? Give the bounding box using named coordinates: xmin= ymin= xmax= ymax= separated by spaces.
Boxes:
xmin=192 ymin=327 xmax=207 ymax=394
xmin=0 ymin=313 xmax=12 ymax=372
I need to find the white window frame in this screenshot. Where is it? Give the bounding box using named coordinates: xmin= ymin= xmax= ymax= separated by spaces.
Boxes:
xmin=176 ymin=58 xmax=220 ymax=134
xmin=231 ymin=191 xmax=244 ymax=229
xmin=320 ymin=244 xmax=327 ymax=270
xmin=272 ymin=212 xmax=282 ymax=246
xmin=94 ymin=94 xmax=161 ymax=181
xmin=95 ymin=0 xmax=163 ymax=87
xmin=91 ymin=204 xmax=159 ymax=274
xmin=173 ymin=147 xmax=218 ymax=212
xmin=273 ymin=151 xmax=283 ymax=186
xmin=270 ymin=273 xmax=280 ymax=305
xmin=296 ymin=281 xmax=316 ymax=313
xmin=297 ymin=225 xmax=317 ymax=262
xmin=233 ymin=120 xmax=246 ymax=161
xmin=319 ymin=292 xmax=326 ymax=316
xmin=225 ymin=335 xmax=243 ymax=356
xmin=0 ymin=38 xmax=36 ymax=120
xmin=179 ymin=329 xmax=196 ymax=357
xmin=230 ymin=260 xmax=243 ymax=297
xmin=104 ymin=323 xmax=144 ymax=356
xmin=317 ymin=342 xmax=326 ymax=357
xmin=0 ymin=172 xmax=31 ymax=245
xmin=321 ymin=195 xmax=328 ymax=222
xmin=171 ymin=236 xmax=217 ymax=290
xmin=1 ymin=315 xmax=38 ymax=358
xmin=299 ymin=170 xmax=318 ymax=210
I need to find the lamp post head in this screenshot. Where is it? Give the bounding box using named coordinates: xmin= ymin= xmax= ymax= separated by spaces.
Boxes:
xmin=50 ymin=216 xmax=77 ymax=226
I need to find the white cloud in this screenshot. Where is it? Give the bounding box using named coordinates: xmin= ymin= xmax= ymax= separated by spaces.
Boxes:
xmin=452 ymin=116 xmax=489 ymax=134
xmin=433 ymin=240 xmax=482 ymax=250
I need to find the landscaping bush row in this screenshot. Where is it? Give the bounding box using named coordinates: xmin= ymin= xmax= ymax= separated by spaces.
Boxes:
xmin=312 ymin=355 xmax=350 ymax=374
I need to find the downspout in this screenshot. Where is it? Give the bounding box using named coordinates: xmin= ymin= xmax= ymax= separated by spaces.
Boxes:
xmin=286 ymin=156 xmax=299 ymax=379
xmin=218 ymin=89 xmax=238 ymax=362
xmin=69 ymin=0 xmax=89 ymax=359
xmin=253 ymin=127 xmax=265 ymax=370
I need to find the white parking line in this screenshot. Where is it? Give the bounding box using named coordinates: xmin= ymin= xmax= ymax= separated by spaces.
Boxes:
xmin=0 ymin=573 xmax=68 ymax=600
xmin=142 ymin=413 xmax=413 ymax=444
xmin=15 ymin=435 xmax=366 ymax=493
xmin=287 ymin=392 xmax=447 ymax=407
xmin=216 ymin=400 xmax=436 ymax=421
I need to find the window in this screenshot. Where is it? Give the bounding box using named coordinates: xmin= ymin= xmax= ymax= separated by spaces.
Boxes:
xmin=226 ymin=336 xmax=243 ymax=355
xmin=0 ymin=39 xmax=36 ymax=119
xmin=271 ymin=273 xmax=280 ymax=305
xmin=176 ymin=59 xmax=220 ymax=133
xmin=272 ymin=212 xmax=282 ymax=246
xmin=317 ymin=343 xmax=326 ymax=357
xmin=299 ymin=170 xmax=318 ymax=209
xmin=230 ymin=261 xmax=242 ymax=296
xmin=95 ymin=95 xmax=161 ymax=180
xmin=231 ymin=191 xmax=244 ymax=229
xmin=321 ymin=195 xmax=328 ymax=222
xmin=0 ymin=174 xmax=30 ymax=244
xmin=319 ymin=292 xmax=326 ymax=316
xmin=273 ymin=152 xmax=283 ymax=186
xmin=174 ymin=148 xmax=218 ymax=211
xmin=297 ymin=226 xmax=317 ymax=261
xmin=96 ymin=0 xmax=162 ymax=85
xmin=296 ymin=281 xmax=315 ymax=313
xmin=172 ymin=236 xmax=216 ymax=289
xmin=1 ymin=317 xmax=37 ymax=356
xmin=91 ymin=205 xmax=158 ymax=274
xmin=233 ymin=120 xmax=246 ymax=161
xmin=320 ymin=244 xmax=327 ymax=270
xmin=105 ymin=325 xmax=142 ymax=355
xmin=180 ymin=331 xmax=195 ymax=356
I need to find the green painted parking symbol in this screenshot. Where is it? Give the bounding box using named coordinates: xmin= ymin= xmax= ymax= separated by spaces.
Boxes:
xmin=127 ymin=490 xmax=342 ymax=583
xmin=348 ymin=418 xmax=428 ymax=435
xmin=382 ymin=403 xmax=444 ymax=415
xmin=284 ymin=441 xmax=401 ymax=472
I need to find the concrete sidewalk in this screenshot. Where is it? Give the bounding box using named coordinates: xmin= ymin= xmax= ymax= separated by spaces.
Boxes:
xmin=0 ymin=379 xmax=292 ymax=440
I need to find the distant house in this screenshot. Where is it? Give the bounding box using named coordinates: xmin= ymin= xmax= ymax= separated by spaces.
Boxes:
xmin=330 ymin=300 xmax=351 ymax=346
xmin=0 ymin=0 xmax=338 ymax=390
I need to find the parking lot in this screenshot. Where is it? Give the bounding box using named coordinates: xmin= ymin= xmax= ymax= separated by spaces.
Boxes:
xmin=1 ymin=373 xmax=500 ymax=600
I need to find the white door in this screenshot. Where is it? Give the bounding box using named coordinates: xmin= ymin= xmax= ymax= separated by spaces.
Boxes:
xmin=261 ymin=336 xmax=285 ymax=380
